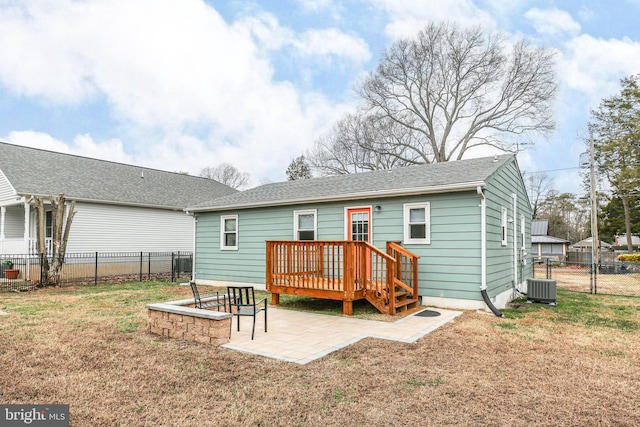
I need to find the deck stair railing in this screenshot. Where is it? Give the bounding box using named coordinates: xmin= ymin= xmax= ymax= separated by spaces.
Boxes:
xmin=266 ymin=240 xmax=419 ymax=315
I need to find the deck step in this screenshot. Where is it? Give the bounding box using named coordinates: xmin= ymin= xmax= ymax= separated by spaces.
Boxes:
xmin=394 ymin=298 xmax=418 ymax=308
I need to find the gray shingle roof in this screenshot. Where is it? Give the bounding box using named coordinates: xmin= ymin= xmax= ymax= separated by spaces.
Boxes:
xmin=188 ymin=154 xmax=515 ymax=212
xmin=0 ymin=142 xmax=237 ymax=209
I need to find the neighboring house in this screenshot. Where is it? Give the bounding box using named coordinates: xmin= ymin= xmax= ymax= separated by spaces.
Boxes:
xmin=614 ymin=234 xmax=640 ymax=248
xmin=530 ymin=219 xmax=569 ymax=261
xmin=572 ymin=237 xmax=613 ymax=252
xmin=0 ymin=142 xmax=237 ymax=255
xmin=187 ymin=155 xmax=532 ymax=311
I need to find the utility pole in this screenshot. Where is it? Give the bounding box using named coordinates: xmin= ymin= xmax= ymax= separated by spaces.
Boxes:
xmin=589 ymin=131 xmax=599 ymax=294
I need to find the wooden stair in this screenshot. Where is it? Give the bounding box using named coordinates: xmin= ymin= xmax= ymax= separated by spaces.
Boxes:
xmin=365 ymin=285 xmax=419 ymax=315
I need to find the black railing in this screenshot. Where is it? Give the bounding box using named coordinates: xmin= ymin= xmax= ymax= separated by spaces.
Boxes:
xmin=0 ymin=251 xmax=192 ymax=292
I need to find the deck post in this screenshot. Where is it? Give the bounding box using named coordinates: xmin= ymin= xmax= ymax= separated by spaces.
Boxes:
xmin=265 ymin=241 xmax=273 ymax=292
xmin=272 ymin=293 xmax=279 ymax=306
xmin=343 ymin=242 xmax=354 ymax=300
xmin=343 ymin=300 xmax=353 ymax=316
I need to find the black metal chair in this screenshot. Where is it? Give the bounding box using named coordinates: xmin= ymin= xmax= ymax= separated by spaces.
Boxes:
xmin=190 ymin=281 xmax=227 ymax=311
xmin=227 ymin=286 xmax=267 ymax=340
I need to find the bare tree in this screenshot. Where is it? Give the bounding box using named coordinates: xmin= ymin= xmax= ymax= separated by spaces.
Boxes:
xmin=308 ymin=113 xmax=422 ymax=175
xmin=31 ymin=194 xmax=76 ymax=285
xmin=286 ymin=155 xmax=312 ymax=180
xmin=523 ymin=171 xmax=553 ymax=219
xmin=313 ymin=23 xmax=556 ymax=171
xmin=200 ymin=163 xmax=250 ymax=189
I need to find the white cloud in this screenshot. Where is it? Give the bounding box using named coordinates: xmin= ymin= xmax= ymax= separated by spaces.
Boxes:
xmin=294 ymin=28 xmax=371 ymax=62
xmin=524 ymin=8 xmax=581 ymax=37
xmin=237 ymin=13 xmax=370 ymax=63
xmin=559 ymin=34 xmax=640 ymax=103
xmin=0 ymin=0 xmax=359 ymax=183
xmin=370 ymin=0 xmax=496 ymax=39
xmin=295 ymin=0 xmax=336 ymax=13
xmin=4 ymin=131 xmax=132 ymax=165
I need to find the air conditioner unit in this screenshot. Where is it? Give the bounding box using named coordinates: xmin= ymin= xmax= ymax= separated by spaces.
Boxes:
xmin=527 ymin=278 xmax=557 ymax=306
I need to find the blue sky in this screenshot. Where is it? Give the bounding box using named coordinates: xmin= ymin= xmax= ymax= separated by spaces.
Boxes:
xmin=1 ymin=0 xmax=639 ymax=193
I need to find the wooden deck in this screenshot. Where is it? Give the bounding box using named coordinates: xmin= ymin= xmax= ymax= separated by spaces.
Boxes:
xmin=266 ymin=240 xmax=419 ymax=315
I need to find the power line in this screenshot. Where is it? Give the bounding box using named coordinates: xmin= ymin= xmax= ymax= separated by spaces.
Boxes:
xmin=524 ymin=166 xmax=582 ymax=174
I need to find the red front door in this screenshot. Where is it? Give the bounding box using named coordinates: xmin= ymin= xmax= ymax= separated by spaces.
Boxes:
xmin=347 ymin=207 xmax=372 ymax=278
xmin=347 ymin=207 xmax=371 ymax=243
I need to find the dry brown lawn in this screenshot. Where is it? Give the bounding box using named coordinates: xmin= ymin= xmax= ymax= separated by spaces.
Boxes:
xmin=1 ymin=281 xmax=639 ymax=426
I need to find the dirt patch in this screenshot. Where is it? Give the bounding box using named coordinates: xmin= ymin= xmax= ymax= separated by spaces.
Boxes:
xmin=1 ymin=283 xmax=639 ymax=426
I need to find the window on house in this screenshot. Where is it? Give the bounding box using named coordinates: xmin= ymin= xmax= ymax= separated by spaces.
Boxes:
xmin=45 ymin=211 xmax=53 ymax=238
xmin=221 ymin=215 xmax=238 ymax=250
xmin=294 ymin=210 xmax=316 ymax=240
xmin=521 ymin=215 xmax=526 ymax=250
xmin=501 ymin=207 xmax=508 ymax=246
xmin=404 ymin=203 xmax=430 ymax=244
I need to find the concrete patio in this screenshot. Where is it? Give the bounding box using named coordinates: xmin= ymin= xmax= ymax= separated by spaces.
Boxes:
xmin=222 ymin=307 xmax=462 ymax=364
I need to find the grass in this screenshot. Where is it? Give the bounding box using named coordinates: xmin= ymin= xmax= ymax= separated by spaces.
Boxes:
xmin=1 ymin=282 xmax=640 ymax=426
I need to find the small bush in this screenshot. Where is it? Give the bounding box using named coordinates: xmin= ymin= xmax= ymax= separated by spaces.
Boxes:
xmin=618 ymin=253 xmax=640 ymax=263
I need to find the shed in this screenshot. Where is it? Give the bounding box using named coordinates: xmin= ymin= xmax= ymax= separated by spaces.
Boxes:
xmin=530 ymin=219 xmax=570 ymax=261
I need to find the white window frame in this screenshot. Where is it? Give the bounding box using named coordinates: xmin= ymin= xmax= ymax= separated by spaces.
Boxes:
xmin=403 ymin=202 xmax=431 ymax=245
xmin=293 ymin=209 xmax=317 ymax=240
xmin=521 ymin=215 xmax=526 ymax=250
xmin=501 ymin=207 xmax=508 ymax=246
xmin=220 ymin=214 xmax=238 ymax=251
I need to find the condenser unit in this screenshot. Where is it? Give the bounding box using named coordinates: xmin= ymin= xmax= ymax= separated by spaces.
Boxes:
xmin=526 ymin=278 xmax=557 ymax=306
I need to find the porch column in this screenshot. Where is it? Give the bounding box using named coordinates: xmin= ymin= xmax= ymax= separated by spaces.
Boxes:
xmin=1 ymin=206 xmax=5 ymax=252
xmin=24 ymin=201 xmax=31 ymax=281
xmin=23 ymin=201 xmax=30 ymax=254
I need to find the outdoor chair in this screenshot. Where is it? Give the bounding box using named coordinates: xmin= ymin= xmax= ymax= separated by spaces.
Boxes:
xmin=227 ymin=286 xmax=267 ymax=340
xmin=190 ymin=281 xmax=228 ymax=311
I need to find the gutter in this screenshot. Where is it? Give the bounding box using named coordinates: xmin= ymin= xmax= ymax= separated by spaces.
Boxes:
xmin=16 ymin=193 xmax=186 ymax=211
xmin=513 ymin=193 xmax=518 ymax=292
xmin=477 ymin=186 xmax=502 ymax=317
xmin=186 ymin=181 xmax=486 ymax=213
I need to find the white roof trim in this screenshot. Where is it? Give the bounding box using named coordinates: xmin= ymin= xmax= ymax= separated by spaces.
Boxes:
xmin=187 ymin=181 xmax=485 ymax=213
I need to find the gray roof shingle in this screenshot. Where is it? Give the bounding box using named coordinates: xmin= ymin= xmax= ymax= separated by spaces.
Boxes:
xmin=0 ymin=142 xmax=237 ymax=209
xmin=188 ymin=154 xmax=514 ymax=211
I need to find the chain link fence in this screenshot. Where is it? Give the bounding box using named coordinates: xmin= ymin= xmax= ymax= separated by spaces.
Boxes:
xmin=533 ymin=257 xmax=640 ymax=297
xmin=0 ymin=251 xmax=192 ymax=292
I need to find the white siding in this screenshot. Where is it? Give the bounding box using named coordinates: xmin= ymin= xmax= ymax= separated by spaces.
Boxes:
xmin=4 ymin=205 xmax=24 ymax=238
xmin=0 ymin=169 xmax=16 ymax=203
xmin=66 ymin=202 xmax=193 ymax=253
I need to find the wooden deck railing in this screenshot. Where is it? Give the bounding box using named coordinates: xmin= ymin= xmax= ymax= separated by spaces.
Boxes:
xmin=266 ymin=240 xmax=419 ymax=315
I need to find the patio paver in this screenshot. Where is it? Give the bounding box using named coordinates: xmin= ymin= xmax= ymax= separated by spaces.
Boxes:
xmin=222 ymin=307 xmax=462 ymax=364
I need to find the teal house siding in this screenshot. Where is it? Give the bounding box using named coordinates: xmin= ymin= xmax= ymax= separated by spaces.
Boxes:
xmin=195 ymin=191 xmax=484 ymax=302
xmin=484 ymin=159 xmax=532 ymax=300
xmin=189 ymin=155 xmax=532 ymax=310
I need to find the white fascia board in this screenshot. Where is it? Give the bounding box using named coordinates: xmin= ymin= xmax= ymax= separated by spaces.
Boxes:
xmin=16 ymin=193 xmax=185 ymax=211
xmin=186 ymin=181 xmax=486 ymax=213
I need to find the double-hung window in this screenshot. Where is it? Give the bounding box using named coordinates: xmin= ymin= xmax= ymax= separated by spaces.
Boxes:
xmin=403 ymin=202 xmax=430 ymax=244
xmin=501 ymin=207 xmax=508 ymax=246
xmin=221 ymin=215 xmax=238 ymax=250
xmin=294 ymin=210 xmax=316 ymax=240
xmin=521 ymin=215 xmax=526 ymax=250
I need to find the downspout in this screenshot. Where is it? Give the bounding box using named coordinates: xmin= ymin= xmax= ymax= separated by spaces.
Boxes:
xmin=478 ymin=186 xmax=502 ymax=317
xmin=513 ymin=193 xmax=518 ymax=291
xmin=1 ymin=206 xmax=5 ymax=253
xmin=23 ymin=200 xmax=31 ymax=281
